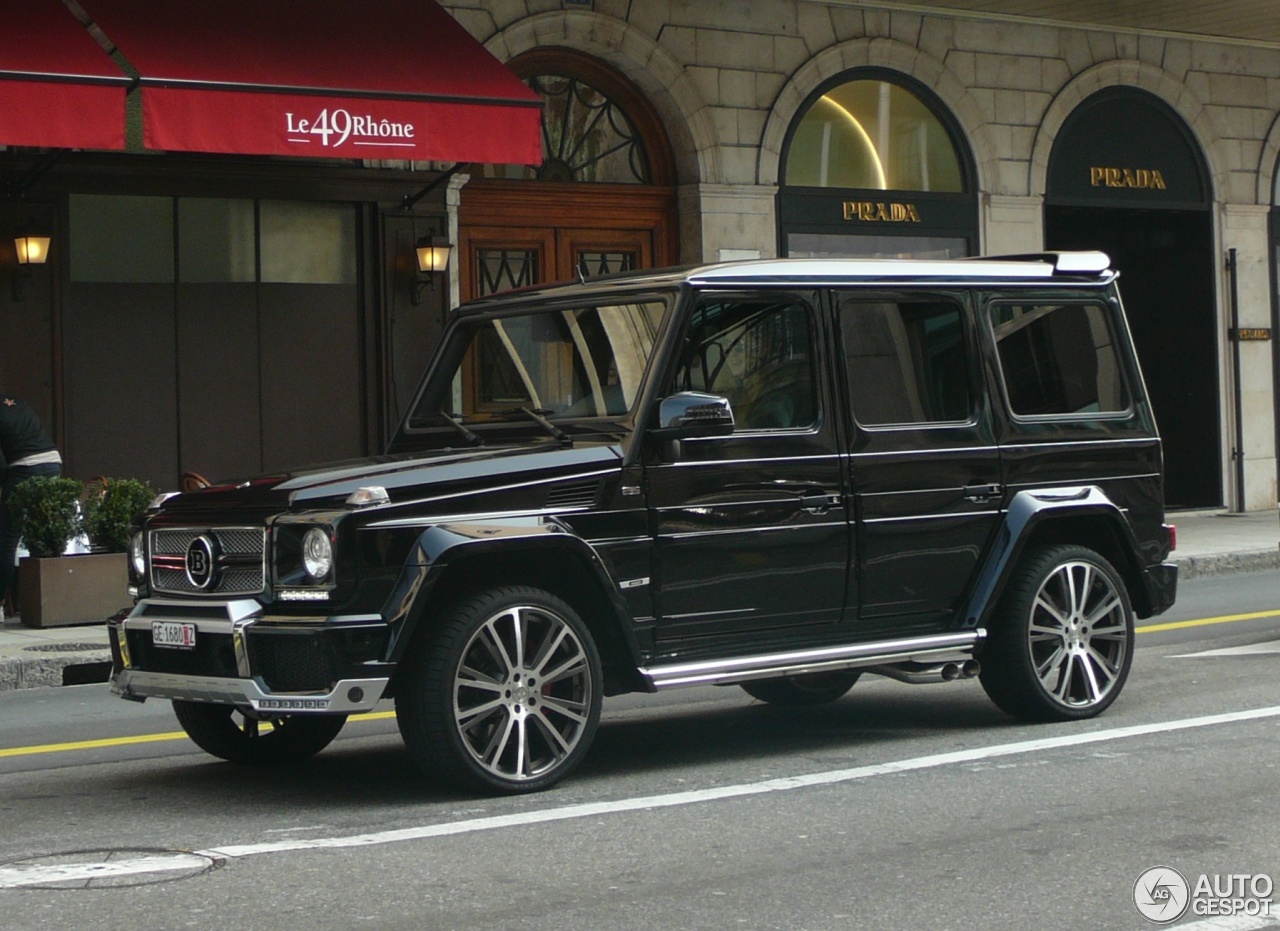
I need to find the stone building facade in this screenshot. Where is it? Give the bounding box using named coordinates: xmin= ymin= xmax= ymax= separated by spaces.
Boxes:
xmin=438 ymin=0 xmax=1280 ymax=511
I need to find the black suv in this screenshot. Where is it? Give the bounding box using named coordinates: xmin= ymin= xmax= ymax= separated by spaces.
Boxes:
xmin=109 ymin=253 xmax=1177 ymax=794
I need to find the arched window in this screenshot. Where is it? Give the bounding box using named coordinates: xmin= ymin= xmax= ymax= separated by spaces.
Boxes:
xmin=483 ymin=49 xmax=674 ymax=187
xmin=785 ymin=79 xmax=965 ymax=192
xmin=778 ymin=70 xmax=976 ymax=260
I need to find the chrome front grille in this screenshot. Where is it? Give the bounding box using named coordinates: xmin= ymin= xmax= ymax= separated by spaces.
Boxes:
xmin=150 ymin=527 xmax=267 ymax=596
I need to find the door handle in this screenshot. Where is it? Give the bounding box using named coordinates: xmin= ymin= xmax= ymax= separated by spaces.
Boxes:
xmin=963 ymin=483 xmax=1003 ymax=504
xmin=800 ymin=493 xmax=842 ymax=514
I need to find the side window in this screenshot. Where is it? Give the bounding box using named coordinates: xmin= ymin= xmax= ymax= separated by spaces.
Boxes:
xmin=672 ymin=296 xmax=818 ymax=431
xmin=988 ymin=303 xmax=1128 ymax=416
xmin=839 ymin=297 xmax=972 ymax=425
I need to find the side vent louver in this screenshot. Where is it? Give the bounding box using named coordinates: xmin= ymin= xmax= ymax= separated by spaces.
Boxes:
xmin=545 ymin=480 xmax=600 ymax=509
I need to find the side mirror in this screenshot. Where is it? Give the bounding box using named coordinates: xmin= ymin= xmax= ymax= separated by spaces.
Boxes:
xmin=653 ymin=391 xmax=735 ymax=439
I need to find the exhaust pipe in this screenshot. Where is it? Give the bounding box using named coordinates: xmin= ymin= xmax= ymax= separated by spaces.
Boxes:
xmin=865 ymin=661 xmax=961 ymax=685
xmin=961 ymin=659 xmax=981 ymax=679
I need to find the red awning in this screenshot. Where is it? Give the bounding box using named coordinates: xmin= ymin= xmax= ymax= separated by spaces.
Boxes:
xmin=0 ymin=1 xmax=129 ymax=150
xmin=80 ymin=0 xmax=542 ymax=165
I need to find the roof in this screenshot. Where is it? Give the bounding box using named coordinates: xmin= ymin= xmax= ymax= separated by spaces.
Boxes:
xmin=457 ymin=252 xmax=1116 ymax=311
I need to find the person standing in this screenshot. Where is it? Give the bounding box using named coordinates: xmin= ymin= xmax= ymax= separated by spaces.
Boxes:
xmin=0 ymin=393 xmax=62 ymax=613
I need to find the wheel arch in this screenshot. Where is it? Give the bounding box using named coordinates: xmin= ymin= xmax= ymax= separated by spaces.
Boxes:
xmin=966 ymin=486 xmax=1154 ymax=628
xmin=386 ymin=526 xmax=645 ymax=696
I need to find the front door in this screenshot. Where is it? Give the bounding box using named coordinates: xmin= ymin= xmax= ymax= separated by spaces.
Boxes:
xmin=644 ymin=290 xmax=848 ymax=645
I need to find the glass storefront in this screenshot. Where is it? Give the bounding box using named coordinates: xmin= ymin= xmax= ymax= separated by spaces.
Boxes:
xmin=778 ymin=71 xmax=977 ymax=260
xmin=64 ymin=194 xmax=362 ymax=489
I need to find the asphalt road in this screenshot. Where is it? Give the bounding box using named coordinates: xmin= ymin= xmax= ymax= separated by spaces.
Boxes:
xmin=1 ymin=570 xmax=1279 ymax=930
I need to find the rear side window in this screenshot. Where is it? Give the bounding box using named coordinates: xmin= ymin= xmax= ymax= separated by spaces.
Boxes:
xmin=839 ymin=297 xmax=972 ymax=426
xmin=988 ymin=303 xmax=1128 ymax=416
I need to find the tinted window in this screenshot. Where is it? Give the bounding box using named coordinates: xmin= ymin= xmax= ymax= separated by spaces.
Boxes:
xmin=407 ymin=300 xmax=667 ymax=427
xmin=839 ymin=298 xmax=971 ymax=425
xmin=989 ymin=303 xmax=1128 ymax=416
xmin=672 ymin=297 xmax=818 ymax=431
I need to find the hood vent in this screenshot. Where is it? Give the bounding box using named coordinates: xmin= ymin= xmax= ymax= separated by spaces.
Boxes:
xmin=544 ymin=479 xmax=600 ymax=509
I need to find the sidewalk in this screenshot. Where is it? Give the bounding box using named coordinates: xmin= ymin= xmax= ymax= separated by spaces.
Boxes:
xmin=1 ymin=508 xmax=1277 ymax=692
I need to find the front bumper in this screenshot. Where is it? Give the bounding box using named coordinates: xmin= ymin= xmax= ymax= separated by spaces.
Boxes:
xmin=109 ymin=598 xmax=390 ymax=715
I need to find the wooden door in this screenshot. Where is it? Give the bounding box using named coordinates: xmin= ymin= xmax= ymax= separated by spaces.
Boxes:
xmin=459 ymin=225 xmax=653 ymax=302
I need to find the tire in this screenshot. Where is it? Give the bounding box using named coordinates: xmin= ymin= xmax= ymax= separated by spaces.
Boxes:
xmin=172 ymin=701 xmax=347 ymax=764
xmin=979 ymin=544 xmax=1134 ymax=722
xmin=740 ymin=670 xmax=861 ymax=706
xmin=396 ymin=586 xmax=603 ymax=794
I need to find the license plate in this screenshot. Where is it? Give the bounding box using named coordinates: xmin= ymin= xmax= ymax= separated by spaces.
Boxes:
xmin=152 ymin=621 xmax=197 ymax=650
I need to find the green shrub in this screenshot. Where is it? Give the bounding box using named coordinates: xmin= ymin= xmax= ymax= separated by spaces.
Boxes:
xmin=82 ymin=478 xmax=155 ymax=553
xmin=7 ymin=476 xmax=84 ymax=558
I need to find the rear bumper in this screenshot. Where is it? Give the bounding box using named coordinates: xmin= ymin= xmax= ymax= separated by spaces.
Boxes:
xmin=108 ymin=598 xmax=389 ymax=714
xmin=1140 ymin=562 xmax=1179 ymax=618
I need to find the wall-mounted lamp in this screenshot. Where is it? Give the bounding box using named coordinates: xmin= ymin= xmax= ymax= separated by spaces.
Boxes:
xmin=411 ymin=234 xmax=452 ymax=305
xmin=12 ymin=231 xmax=51 ymax=301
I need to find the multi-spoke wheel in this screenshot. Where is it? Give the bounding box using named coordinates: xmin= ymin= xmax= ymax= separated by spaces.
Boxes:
xmin=740 ymin=671 xmax=861 ymax=706
xmin=980 ymin=544 xmax=1134 ymax=721
xmin=172 ymin=701 xmax=347 ymax=764
xmin=396 ymin=586 xmax=603 ymax=794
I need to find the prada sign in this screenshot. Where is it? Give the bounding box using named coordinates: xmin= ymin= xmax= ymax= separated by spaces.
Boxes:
xmin=843 ymin=201 xmax=922 ymax=223
xmin=1091 ymin=167 xmax=1167 ymax=190
xmin=1047 ymin=91 xmax=1207 ymax=207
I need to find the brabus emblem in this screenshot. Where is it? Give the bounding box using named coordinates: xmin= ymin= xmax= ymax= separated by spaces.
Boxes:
xmin=185 ymin=536 xmax=217 ymax=590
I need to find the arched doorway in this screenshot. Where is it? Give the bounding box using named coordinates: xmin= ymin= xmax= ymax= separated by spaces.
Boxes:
xmin=777 ymin=69 xmax=978 ymax=259
xmin=1044 ymin=88 xmax=1219 ymax=509
xmin=458 ymin=49 xmax=678 ymax=301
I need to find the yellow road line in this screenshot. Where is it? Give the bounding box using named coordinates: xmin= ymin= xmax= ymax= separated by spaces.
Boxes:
xmin=1136 ymin=608 xmax=1280 ymax=634
xmin=0 ymin=731 xmax=187 ymax=758
xmin=0 ymin=710 xmax=397 ymax=760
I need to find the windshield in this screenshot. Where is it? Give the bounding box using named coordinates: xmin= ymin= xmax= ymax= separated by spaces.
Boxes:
xmin=407 ymin=298 xmax=669 ymax=430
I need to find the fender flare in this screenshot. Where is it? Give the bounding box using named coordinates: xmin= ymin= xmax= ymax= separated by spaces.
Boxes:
xmin=962 ymin=485 xmax=1140 ymax=629
xmin=380 ymin=520 xmax=640 ymax=664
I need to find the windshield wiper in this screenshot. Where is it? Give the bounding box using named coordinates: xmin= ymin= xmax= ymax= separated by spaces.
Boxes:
xmin=436 ymin=410 xmax=484 ymax=447
xmin=499 ymin=407 xmax=572 ymax=446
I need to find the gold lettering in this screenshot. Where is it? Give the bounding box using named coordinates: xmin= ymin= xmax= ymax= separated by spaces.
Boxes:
xmin=1089 ymin=166 xmax=1170 ymax=191
xmin=841 ymin=201 xmax=922 ymax=223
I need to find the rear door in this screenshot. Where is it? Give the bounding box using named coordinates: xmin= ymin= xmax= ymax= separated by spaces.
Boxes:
xmin=835 ymin=290 xmax=1003 ymax=633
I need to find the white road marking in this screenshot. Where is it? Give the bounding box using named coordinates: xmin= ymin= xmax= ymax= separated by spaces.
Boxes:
xmin=0 ymin=852 xmax=213 ymax=888
xmin=1175 ymin=642 xmax=1280 ymax=657
xmin=1175 ymin=915 xmax=1280 ymax=930
xmin=3 ymin=704 xmax=1280 ymax=888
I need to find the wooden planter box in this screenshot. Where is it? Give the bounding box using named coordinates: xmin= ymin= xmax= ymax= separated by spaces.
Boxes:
xmin=18 ymin=553 xmax=131 ymax=628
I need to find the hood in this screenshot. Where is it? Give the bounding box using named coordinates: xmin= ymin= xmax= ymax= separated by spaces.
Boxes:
xmin=158 ymin=443 xmax=624 ymax=513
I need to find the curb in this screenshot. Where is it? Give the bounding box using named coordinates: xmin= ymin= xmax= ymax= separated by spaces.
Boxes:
xmin=1173 ymin=548 xmax=1280 ymax=581
xmin=0 ymin=550 xmax=1276 ymax=693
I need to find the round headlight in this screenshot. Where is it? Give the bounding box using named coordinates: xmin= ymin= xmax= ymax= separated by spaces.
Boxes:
xmin=302 ymin=527 xmax=334 ymax=582
xmin=130 ymin=531 xmax=146 ymax=578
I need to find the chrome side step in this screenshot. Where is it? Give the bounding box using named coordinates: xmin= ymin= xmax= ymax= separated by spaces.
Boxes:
xmin=638 ymin=630 xmax=985 ymax=691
